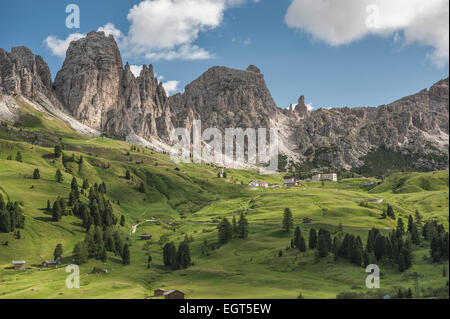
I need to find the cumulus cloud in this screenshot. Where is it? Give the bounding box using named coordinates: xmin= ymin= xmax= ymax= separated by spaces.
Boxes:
xmin=162 ymin=80 xmax=180 ymax=96
xmin=45 ymin=1 xmax=260 ymax=61
xmin=44 ymin=23 xmax=123 ymax=58
xmin=285 ymin=0 xmax=449 ymax=67
xmin=145 ymin=44 xmax=214 ymax=60
xmin=123 ymin=0 xmax=258 ymax=60
xmin=44 ymin=33 xmax=85 ymax=58
xmin=98 ymin=23 xmax=123 ymax=39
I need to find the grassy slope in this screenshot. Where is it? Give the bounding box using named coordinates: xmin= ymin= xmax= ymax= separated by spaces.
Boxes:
xmin=0 ymin=99 xmax=448 ymax=299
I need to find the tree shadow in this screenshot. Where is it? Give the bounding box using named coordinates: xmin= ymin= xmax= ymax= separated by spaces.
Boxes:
xmin=34 ymin=216 xmax=53 ymax=222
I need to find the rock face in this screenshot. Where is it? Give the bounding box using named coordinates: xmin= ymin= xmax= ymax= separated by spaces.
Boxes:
xmin=169 ymin=65 xmax=279 ymax=131
xmin=0 ymin=46 xmax=55 ymax=103
xmin=54 ymin=31 xmax=173 ymax=140
xmin=0 ymin=31 xmax=448 ymax=172
xmin=288 ymin=78 xmax=449 ymax=170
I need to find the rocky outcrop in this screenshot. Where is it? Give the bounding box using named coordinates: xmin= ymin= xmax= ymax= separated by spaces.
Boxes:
xmin=169 ymin=65 xmax=279 ymax=131
xmin=288 ymin=78 xmax=449 ymax=170
xmin=53 ymin=31 xmax=172 ymax=140
xmin=0 ymin=46 xmax=55 ymax=101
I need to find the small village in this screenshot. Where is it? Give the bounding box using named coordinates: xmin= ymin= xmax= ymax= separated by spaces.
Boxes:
xmin=248 ymin=170 xmax=338 ymax=189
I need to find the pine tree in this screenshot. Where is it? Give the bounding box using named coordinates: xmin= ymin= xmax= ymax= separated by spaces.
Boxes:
xmin=163 ymin=242 xmax=177 ymax=268
xmin=54 ymin=145 xmax=62 ymax=158
xmin=176 ymin=241 xmax=191 ymax=269
xmin=122 ymin=244 xmax=130 ymax=265
xmin=138 ymin=182 xmax=146 ymax=193
xmin=120 ymin=215 xmax=126 ymax=227
xmin=53 ymin=243 xmax=63 ymax=260
xmin=15 ymin=151 xmax=23 ymax=162
xmin=387 ymin=205 xmax=395 ymax=219
xmin=55 ymin=169 xmax=63 ymax=183
xmin=71 ymin=177 xmax=78 ymax=190
xmin=396 ymin=218 xmax=405 ymax=237
xmin=52 ymin=200 xmax=62 ymax=221
xmin=237 ymin=212 xmax=248 ymax=239
xmin=218 ymin=218 xmax=233 ymax=245
xmin=309 ymin=228 xmax=317 ymax=249
xmin=125 ymin=170 xmax=131 ymax=180
xmin=232 ymin=216 xmax=237 ymax=238
xmin=294 ymin=226 xmax=302 ymax=249
xmin=82 ymin=179 xmax=89 ymax=190
xmin=72 ymin=241 xmax=88 ymax=265
xmin=317 ymin=233 xmax=329 ymax=258
xmin=282 ymin=208 xmax=293 ymax=233
xmin=33 ymin=168 xmax=40 ymax=180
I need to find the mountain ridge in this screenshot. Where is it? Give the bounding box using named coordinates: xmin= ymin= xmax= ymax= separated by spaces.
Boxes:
xmin=1 ymin=31 xmax=448 ymax=172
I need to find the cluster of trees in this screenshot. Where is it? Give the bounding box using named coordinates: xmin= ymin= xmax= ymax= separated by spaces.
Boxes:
xmin=218 ymin=213 xmax=249 ymax=245
xmin=163 ymin=240 xmax=191 ymax=269
xmin=72 ymin=183 xmax=117 ymax=230
xmin=0 ymin=196 xmax=25 ymax=233
xmin=291 ymin=227 xmax=307 ymax=252
xmin=424 ymin=220 xmax=449 ymax=262
xmin=73 ymin=227 xmax=129 ymax=265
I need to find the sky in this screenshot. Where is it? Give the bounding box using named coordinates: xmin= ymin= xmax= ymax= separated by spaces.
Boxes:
xmin=0 ymin=0 xmax=448 ymax=109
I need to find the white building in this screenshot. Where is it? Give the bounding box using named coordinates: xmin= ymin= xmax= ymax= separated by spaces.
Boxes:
xmin=311 ymin=173 xmax=338 ymax=182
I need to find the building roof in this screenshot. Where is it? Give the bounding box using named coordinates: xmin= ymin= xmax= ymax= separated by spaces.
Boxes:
xmin=12 ymin=261 xmax=25 ymax=264
xmin=163 ymin=289 xmax=184 ymax=296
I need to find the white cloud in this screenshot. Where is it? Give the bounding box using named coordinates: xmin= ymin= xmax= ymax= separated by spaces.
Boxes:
xmin=162 ymin=80 xmax=180 ymax=96
xmin=123 ymin=0 xmax=255 ymax=60
xmin=98 ymin=23 xmax=123 ymax=39
xmin=44 ymin=33 xmax=85 ymax=58
xmin=45 ymin=1 xmax=258 ymax=61
xmin=44 ymin=23 xmax=123 ymax=59
xmin=285 ymin=0 xmax=449 ymax=67
xmin=129 ymin=65 xmax=143 ymax=77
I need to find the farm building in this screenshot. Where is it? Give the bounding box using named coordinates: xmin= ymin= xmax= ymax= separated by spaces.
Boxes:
xmin=12 ymin=261 xmax=26 ymax=270
xmin=248 ymin=180 xmax=268 ymax=188
xmin=303 ymin=217 xmax=313 ymax=223
xmin=164 ymin=290 xmax=185 ymax=299
xmin=141 ymin=234 xmax=152 ymax=240
xmin=283 ymin=176 xmax=298 ymax=186
xmin=154 ymin=288 xmax=166 ymax=296
xmin=42 ymin=260 xmax=58 ymax=267
xmin=311 ymin=173 xmax=338 ymax=182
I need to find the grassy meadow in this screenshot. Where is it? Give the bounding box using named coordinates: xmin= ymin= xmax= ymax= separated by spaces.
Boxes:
xmin=0 ymin=99 xmax=448 ymax=299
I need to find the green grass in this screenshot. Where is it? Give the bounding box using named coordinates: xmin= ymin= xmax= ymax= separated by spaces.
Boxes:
xmin=0 ymin=99 xmax=448 ymax=299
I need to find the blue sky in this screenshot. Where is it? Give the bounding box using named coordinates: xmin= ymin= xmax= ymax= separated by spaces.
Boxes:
xmin=0 ymin=0 xmax=448 ymax=109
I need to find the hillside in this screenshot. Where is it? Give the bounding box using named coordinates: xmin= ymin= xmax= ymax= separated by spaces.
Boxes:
xmin=0 ymin=98 xmax=448 ymax=299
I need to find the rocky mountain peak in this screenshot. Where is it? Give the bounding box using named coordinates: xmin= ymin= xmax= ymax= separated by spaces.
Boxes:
xmin=246 ymin=65 xmax=261 ymax=73
xmin=169 ymin=65 xmax=279 ymax=130
xmin=295 ymin=95 xmax=309 ymax=117
xmin=0 ymin=45 xmax=53 ymax=100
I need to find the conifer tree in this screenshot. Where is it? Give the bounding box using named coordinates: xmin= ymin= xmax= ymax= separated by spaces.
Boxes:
xmin=122 ymin=244 xmax=130 ymax=265
xmin=53 ymin=243 xmax=63 ymax=260
xmin=55 ymin=169 xmax=63 ymax=183
xmin=237 ymin=212 xmax=248 ymax=239
xmin=52 ymin=200 xmax=62 ymax=221
xmin=33 ymin=168 xmax=40 ymax=180
xmin=282 ymin=208 xmax=293 ymax=233
xmin=218 ymin=217 xmax=233 ymax=245
xmin=72 ymin=241 xmax=88 ymax=265
xmin=309 ymin=228 xmax=317 ymax=249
